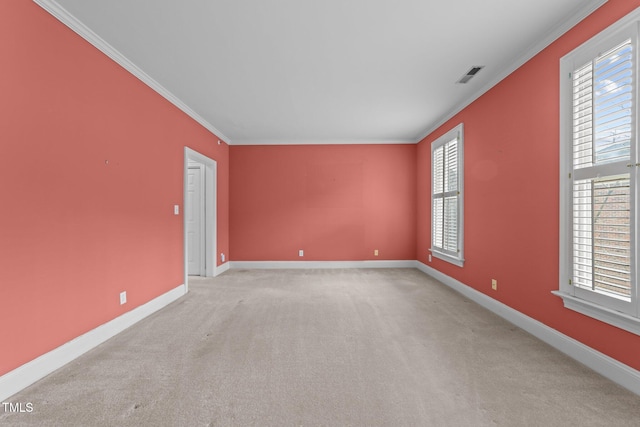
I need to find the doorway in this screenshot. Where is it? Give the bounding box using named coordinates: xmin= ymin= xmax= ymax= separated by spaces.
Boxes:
xmin=186 ymin=163 xmax=205 ymax=276
xmin=183 ymin=147 xmax=217 ymax=291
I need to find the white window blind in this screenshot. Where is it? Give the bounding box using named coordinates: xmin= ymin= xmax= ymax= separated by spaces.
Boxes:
xmin=571 ymin=39 xmax=634 ymax=305
xmin=572 ymin=176 xmax=631 ymax=298
xmin=431 ymin=124 xmax=463 ymax=266
xmin=573 ymin=40 xmax=633 ymax=170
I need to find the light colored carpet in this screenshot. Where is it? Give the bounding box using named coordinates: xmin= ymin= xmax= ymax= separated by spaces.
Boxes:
xmin=2 ymin=268 xmax=640 ymax=426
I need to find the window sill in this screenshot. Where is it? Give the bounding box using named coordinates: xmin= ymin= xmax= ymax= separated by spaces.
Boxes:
xmin=430 ymin=249 xmax=464 ymax=267
xmin=552 ymin=291 xmax=640 ymax=336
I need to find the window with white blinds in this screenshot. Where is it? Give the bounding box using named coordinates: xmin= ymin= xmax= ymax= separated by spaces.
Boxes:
xmin=558 ymin=15 xmax=640 ymax=334
xmin=572 ymin=38 xmax=633 ymax=303
xmin=431 ymin=124 xmax=464 ymax=266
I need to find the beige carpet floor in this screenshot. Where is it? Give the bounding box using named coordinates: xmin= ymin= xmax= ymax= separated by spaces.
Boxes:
xmin=2 ymin=268 xmax=640 ymax=426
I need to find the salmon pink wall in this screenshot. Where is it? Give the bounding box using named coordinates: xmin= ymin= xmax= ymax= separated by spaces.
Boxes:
xmin=0 ymin=1 xmax=229 ymax=376
xmin=230 ymin=145 xmax=416 ymax=261
xmin=417 ymin=0 xmax=640 ymax=371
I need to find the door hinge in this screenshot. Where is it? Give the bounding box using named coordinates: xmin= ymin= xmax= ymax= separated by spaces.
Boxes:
xmin=568 ymin=172 xmax=572 ymax=179
xmin=569 ymin=279 xmax=572 ymax=286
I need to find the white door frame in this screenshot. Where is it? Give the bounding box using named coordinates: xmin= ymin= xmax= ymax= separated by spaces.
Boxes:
xmin=184 ymin=147 xmax=217 ymax=291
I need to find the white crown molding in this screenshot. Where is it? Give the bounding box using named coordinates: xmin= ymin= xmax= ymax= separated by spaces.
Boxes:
xmin=414 ymin=0 xmax=609 ymax=143
xmin=33 ymin=0 xmax=609 ymax=148
xmin=0 ymin=283 xmax=186 ymax=402
xmin=33 ymin=0 xmax=232 ymax=145
xmin=230 ymin=138 xmax=417 ymax=146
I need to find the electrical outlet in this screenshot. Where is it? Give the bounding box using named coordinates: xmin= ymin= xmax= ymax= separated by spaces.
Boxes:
xmin=491 ymin=279 xmax=498 ymax=291
xmin=428 ymin=254 xmax=432 ymax=262
xmin=299 ymin=250 xmax=304 ymax=257
xmin=221 ymin=253 xmax=225 ymax=262
xmin=120 ymin=291 xmax=127 ymax=305
xmin=374 ymin=249 xmax=379 ymax=256
xmin=173 ymin=205 xmax=179 ymax=215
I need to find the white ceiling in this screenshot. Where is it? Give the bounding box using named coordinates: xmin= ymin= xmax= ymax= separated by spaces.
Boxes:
xmin=40 ymin=0 xmax=607 ymax=145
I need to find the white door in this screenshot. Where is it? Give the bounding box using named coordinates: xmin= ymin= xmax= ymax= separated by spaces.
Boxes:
xmin=187 ymin=165 xmax=205 ymax=275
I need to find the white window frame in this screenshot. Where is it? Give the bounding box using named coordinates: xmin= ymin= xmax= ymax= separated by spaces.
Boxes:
xmin=556 ymin=9 xmax=640 ymax=336
xmin=430 ymin=123 xmax=464 ymax=267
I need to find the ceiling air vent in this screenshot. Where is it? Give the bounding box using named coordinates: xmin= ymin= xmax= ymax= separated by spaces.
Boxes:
xmin=457 ymin=66 xmax=484 ymax=84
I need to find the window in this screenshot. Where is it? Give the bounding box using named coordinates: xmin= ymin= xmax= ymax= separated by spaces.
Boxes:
xmin=557 ymin=11 xmax=640 ymax=335
xmin=431 ymin=123 xmax=464 ymax=267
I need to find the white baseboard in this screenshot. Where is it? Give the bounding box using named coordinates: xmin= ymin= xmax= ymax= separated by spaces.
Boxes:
xmin=0 ymin=283 xmax=187 ymax=402
xmin=4 ymin=262 xmax=639 ymax=400
xmin=414 ymin=261 xmax=640 ymax=396
xmin=215 ymin=261 xmax=230 ymax=276
xmin=228 ymin=260 xmax=416 ymax=270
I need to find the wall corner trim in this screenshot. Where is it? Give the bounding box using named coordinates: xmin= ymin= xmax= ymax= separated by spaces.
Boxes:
xmin=414 ymin=261 xmax=640 ymax=396
xmin=0 ymin=284 xmax=187 ymax=402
